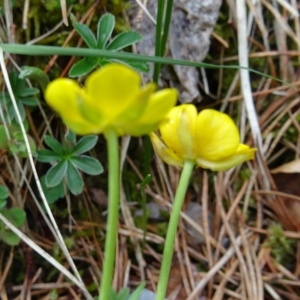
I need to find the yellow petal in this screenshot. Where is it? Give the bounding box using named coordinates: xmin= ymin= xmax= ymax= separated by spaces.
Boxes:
xmin=125 ymin=88 xmax=177 ymax=136
xmin=150 ymin=132 xmax=184 ymax=167
xmin=195 ymin=109 xmax=240 ymax=160
xmin=196 ymin=144 xmax=256 ymax=171
xmin=85 ymin=64 xmax=140 ymax=120
xmin=45 ymin=79 xmax=99 ymax=134
xmin=116 ymin=83 xmax=157 ymax=130
xmin=160 ymin=104 xmax=197 ymax=158
xmin=137 ymin=88 xmax=178 ymax=124
xmin=177 ymin=105 xmax=197 ymax=159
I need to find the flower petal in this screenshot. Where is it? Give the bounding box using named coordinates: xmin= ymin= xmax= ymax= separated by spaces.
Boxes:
xmin=150 ymin=132 xmax=183 ymax=167
xmin=45 ymin=79 xmax=99 ymax=134
xmin=196 ymin=144 xmax=256 ymax=171
xmin=160 ymin=105 xmax=197 ymax=158
xmin=86 ymin=64 xmax=140 ymax=120
xmin=137 ymin=88 xmax=178 ymax=124
xmin=195 ymin=109 xmax=240 ymax=160
xmin=178 ymin=105 xmax=197 ymax=159
xmin=125 ymin=88 xmax=177 ymax=136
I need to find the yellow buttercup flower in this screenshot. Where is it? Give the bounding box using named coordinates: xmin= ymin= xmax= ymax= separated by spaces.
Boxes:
xmin=45 ymin=64 xmax=177 ymax=136
xmin=150 ymin=104 xmax=256 ymax=171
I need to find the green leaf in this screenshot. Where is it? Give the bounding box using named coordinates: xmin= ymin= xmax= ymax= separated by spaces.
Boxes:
xmin=73 ymin=135 xmax=98 ymax=154
xmin=45 ymin=160 xmax=68 ymax=187
xmin=18 ymin=87 xmax=40 ymax=97
xmin=109 ymin=287 xmax=118 ymax=300
xmin=0 ymin=185 xmax=9 ymax=200
xmin=66 ymin=161 xmax=83 ymax=195
xmin=19 ymin=66 xmax=50 ymax=92
xmin=37 ymin=149 xmax=61 ymax=163
xmin=41 ymin=176 xmax=65 ymax=204
xmin=107 ymin=31 xmax=141 ymax=51
xmin=73 ymin=22 xmax=97 ymax=48
xmin=0 ymin=199 xmax=7 ymax=210
xmin=97 ymin=13 xmax=115 ymax=49
xmin=0 ymin=125 xmax=9 ymax=149
xmin=5 ymin=207 xmax=26 ymax=227
xmin=128 ymin=282 xmax=146 ymax=300
xmin=8 ymin=132 xmax=37 ymax=158
xmin=44 ymin=135 xmax=64 ymax=154
xmin=19 ymin=96 xmax=39 ymax=106
xmin=117 ymin=288 xmax=130 ymax=300
xmin=0 ymin=207 xmax=26 ymax=245
xmin=70 ymin=155 xmax=103 ymax=175
xmin=68 ymin=57 xmax=98 ymax=78
xmin=8 ymin=101 xmax=26 ymax=122
xmin=1 ymin=231 xmax=20 ymax=246
xmin=64 ymin=129 xmax=76 ymax=144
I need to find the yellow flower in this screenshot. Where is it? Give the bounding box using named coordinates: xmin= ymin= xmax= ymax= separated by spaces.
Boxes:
xmin=150 ymin=104 xmax=256 ymax=171
xmin=45 ymin=64 xmax=177 ymax=136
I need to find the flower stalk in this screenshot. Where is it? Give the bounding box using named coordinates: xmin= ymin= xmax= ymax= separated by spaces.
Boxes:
xmin=98 ymin=128 xmax=120 ymax=300
xmin=155 ymin=159 xmax=194 ymax=300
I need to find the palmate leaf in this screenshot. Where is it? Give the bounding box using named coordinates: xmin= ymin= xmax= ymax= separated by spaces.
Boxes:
xmin=70 ymin=155 xmax=103 ymax=175
xmin=107 ymin=31 xmax=141 ymax=51
xmin=64 ymin=129 xmax=76 ymax=144
xmin=97 ymin=13 xmax=115 ymax=49
xmin=73 ymin=135 xmax=98 ymax=154
xmin=69 ymin=57 xmax=98 ymax=78
xmin=3 ymin=207 xmax=26 ymax=227
xmin=73 ymin=22 xmax=97 ymax=48
xmin=127 ymin=282 xmax=146 ymax=300
xmin=41 ymin=176 xmax=65 ymax=204
xmin=66 ymin=161 xmax=83 ymax=195
xmin=0 ymin=185 xmax=9 ymax=200
xmin=116 ymin=288 xmax=130 ymax=300
xmin=1 ymin=231 xmax=20 ymax=246
xmin=8 ymin=101 xmax=26 ymax=122
xmin=19 ymin=97 xmax=39 ymax=106
xmin=45 ymin=160 xmax=68 ymax=187
xmin=19 ymin=66 xmax=50 ymax=92
xmin=0 ymin=207 xmax=26 ymax=246
xmin=37 ymin=149 xmax=61 ymax=163
xmin=44 ymin=135 xmax=65 ymax=154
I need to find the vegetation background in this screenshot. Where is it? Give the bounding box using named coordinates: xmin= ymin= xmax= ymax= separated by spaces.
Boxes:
xmin=0 ymin=0 xmax=300 ymax=299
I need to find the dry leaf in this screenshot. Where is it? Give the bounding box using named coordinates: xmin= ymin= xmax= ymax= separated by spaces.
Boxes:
xmin=271 ymin=159 xmax=300 ymax=173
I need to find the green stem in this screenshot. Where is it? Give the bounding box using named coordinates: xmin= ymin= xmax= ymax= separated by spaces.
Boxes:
xmin=155 ymin=160 xmax=194 ymax=300
xmin=98 ymin=129 xmax=120 ymax=300
xmin=153 ymin=0 xmax=165 ymax=83
xmin=160 ymin=0 xmax=174 ymax=57
xmin=153 ymin=0 xmax=174 ymax=83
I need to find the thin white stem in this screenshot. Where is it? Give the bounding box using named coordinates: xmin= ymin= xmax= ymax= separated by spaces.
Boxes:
xmin=0 ymin=213 xmax=85 ymax=290
xmin=0 ymin=49 xmax=91 ymax=299
xmin=187 ymin=235 xmax=244 ymax=299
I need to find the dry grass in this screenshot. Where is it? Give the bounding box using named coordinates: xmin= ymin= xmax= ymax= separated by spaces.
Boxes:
xmin=0 ymin=0 xmax=300 ymax=299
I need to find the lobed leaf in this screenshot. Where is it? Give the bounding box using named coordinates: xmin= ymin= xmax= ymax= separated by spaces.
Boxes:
xmin=45 ymin=160 xmax=68 ymax=187
xmin=128 ymin=282 xmax=146 ymax=300
xmin=37 ymin=149 xmax=61 ymax=163
xmin=41 ymin=176 xmax=65 ymax=204
xmin=18 ymin=87 xmax=40 ymax=97
xmin=107 ymin=31 xmax=141 ymax=51
xmin=70 ymin=155 xmax=103 ymax=175
xmin=97 ymin=13 xmax=115 ymax=49
xmin=0 ymin=185 xmax=9 ymax=200
xmin=73 ymin=135 xmax=98 ymax=154
xmin=66 ymin=161 xmax=83 ymax=195
xmin=73 ymin=22 xmax=97 ymax=48
xmin=68 ymin=57 xmax=98 ymax=78
xmin=44 ymin=135 xmax=64 ymax=154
